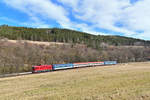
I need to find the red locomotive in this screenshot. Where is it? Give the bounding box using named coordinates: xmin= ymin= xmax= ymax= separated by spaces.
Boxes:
xmin=32 ymin=65 xmax=53 ymax=73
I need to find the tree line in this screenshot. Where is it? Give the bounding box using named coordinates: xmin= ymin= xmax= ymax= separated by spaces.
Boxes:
xmin=0 ymin=39 xmax=150 ymax=74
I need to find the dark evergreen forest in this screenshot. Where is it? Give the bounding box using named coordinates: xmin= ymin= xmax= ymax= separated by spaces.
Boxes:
xmin=0 ymin=25 xmax=150 ymax=49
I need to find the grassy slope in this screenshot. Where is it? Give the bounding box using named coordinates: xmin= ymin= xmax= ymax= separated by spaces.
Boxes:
xmin=0 ymin=62 xmax=150 ymax=100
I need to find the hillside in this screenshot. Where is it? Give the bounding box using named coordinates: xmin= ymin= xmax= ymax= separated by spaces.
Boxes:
xmin=0 ymin=25 xmax=150 ymax=49
xmin=0 ymin=25 xmax=150 ymax=74
xmin=0 ymin=62 xmax=150 ymax=100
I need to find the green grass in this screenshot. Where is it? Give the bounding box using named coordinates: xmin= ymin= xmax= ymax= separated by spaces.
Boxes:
xmin=0 ymin=62 xmax=150 ymax=100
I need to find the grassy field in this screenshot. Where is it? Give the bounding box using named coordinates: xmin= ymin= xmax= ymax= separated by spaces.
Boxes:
xmin=0 ymin=62 xmax=150 ymax=100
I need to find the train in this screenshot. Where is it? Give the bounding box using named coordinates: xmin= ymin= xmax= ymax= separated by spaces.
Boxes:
xmin=32 ymin=61 xmax=117 ymax=73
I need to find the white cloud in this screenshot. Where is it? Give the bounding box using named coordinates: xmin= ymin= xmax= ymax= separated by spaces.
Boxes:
xmin=73 ymin=23 xmax=107 ymax=35
xmin=2 ymin=0 xmax=150 ymax=40
xmin=58 ymin=0 xmax=150 ymax=39
xmin=23 ymin=17 xmax=50 ymax=28
xmin=3 ymin=0 xmax=70 ymax=27
xmin=65 ymin=0 xmax=136 ymax=36
xmin=123 ymin=0 xmax=150 ymax=31
xmin=57 ymin=0 xmax=79 ymax=9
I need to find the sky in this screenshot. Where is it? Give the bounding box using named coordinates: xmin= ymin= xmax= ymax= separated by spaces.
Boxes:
xmin=0 ymin=0 xmax=150 ymax=40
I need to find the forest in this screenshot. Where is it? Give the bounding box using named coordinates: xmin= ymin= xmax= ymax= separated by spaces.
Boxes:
xmin=0 ymin=25 xmax=150 ymax=49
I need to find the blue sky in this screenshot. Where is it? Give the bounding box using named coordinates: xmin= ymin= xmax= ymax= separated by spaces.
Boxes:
xmin=0 ymin=0 xmax=150 ymax=40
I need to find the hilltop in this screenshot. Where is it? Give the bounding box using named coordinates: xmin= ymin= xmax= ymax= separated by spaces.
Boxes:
xmin=0 ymin=25 xmax=150 ymax=49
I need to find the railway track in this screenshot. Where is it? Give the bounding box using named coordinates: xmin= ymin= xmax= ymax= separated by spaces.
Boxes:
xmin=0 ymin=72 xmax=32 ymax=78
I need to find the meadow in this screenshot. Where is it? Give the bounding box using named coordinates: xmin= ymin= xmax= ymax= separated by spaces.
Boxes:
xmin=0 ymin=62 xmax=150 ymax=100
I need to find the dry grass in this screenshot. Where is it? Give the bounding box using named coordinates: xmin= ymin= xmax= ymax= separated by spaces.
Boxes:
xmin=0 ymin=62 xmax=150 ymax=100
xmin=1 ymin=39 xmax=68 ymax=46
